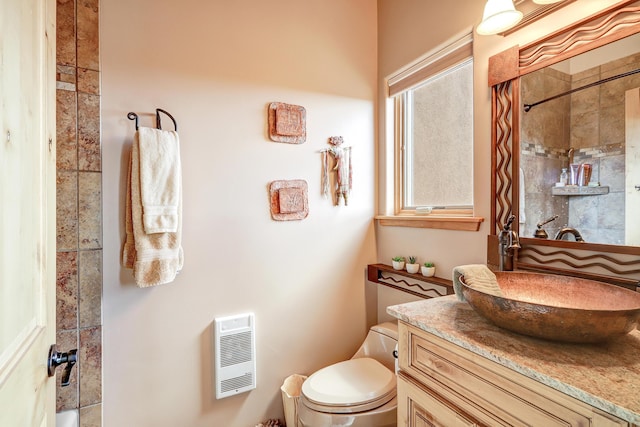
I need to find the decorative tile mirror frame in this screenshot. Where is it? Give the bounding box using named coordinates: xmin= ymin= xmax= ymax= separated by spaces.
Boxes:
xmin=487 ymin=0 xmax=640 ymax=289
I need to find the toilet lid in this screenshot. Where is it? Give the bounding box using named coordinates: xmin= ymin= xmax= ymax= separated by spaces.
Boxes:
xmin=301 ymin=357 xmax=396 ymax=411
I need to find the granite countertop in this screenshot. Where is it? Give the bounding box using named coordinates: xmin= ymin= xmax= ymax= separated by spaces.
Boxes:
xmin=387 ymin=295 xmax=640 ymax=425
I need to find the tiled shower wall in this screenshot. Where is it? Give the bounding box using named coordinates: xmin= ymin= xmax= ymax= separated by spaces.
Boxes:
xmin=520 ymin=67 xmax=571 ymax=238
xmin=56 ymin=0 xmax=102 ymax=425
xmin=568 ymin=52 xmax=640 ymax=244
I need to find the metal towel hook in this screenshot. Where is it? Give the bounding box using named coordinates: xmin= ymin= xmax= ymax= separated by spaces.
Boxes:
xmin=155 ymin=108 xmax=178 ymax=132
xmin=127 ymin=109 xmax=178 ymax=132
xmin=127 ymin=112 xmax=140 ymax=130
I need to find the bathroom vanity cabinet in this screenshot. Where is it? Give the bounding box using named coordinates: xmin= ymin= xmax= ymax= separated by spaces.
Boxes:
xmin=389 ymin=297 xmax=640 ymax=427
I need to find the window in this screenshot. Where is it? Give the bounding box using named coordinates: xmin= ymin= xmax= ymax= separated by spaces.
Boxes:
xmin=400 ymin=59 xmax=473 ymax=212
xmin=385 ymin=34 xmax=479 ymax=228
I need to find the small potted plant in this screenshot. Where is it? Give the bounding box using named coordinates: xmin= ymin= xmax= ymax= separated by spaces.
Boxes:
xmin=391 ymin=256 xmax=405 ymax=270
xmin=421 ymin=262 xmax=436 ymax=277
xmin=406 ymin=256 xmax=420 ymax=274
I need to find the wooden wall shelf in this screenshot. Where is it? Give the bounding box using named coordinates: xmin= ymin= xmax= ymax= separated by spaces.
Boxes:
xmin=367 ymin=264 xmax=454 ymax=299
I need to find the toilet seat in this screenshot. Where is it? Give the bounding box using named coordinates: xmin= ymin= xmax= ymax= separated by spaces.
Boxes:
xmin=301 ymin=357 xmax=396 ymax=414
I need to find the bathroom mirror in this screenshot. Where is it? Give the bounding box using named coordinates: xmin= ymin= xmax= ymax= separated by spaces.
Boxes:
xmin=519 ymin=33 xmax=640 ymax=245
xmin=488 ymin=0 xmax=640 ymax=288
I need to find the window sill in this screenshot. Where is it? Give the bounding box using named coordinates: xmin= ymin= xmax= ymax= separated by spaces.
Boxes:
xmin=375 ymin=215 xmax=484 ymax=231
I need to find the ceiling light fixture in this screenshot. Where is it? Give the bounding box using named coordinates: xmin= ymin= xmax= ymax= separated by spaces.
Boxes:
xmin=476 ymin=0 xmax=524 ymax=35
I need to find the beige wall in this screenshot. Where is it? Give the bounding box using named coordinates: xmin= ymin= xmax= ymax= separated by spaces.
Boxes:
xmin=101 ymin=1 xmax=377 ymax=426
xmin=97 ymin=0 xmax=628 ymax=424
xmin=374 ymin=0 xmax=623 ymax=318
xmin=376 ymin=0 xmax=487 ymax=320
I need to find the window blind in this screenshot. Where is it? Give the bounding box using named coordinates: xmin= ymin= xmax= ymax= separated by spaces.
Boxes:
xmin=387 ymin=34 xmax=473 ymax=97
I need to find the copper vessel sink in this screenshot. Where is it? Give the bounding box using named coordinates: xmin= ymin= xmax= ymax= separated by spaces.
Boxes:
xmin=459 ymin=271 xmax=640 ymax=343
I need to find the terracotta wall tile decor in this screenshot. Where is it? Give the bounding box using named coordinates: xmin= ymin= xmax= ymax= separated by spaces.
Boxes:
xmin=269 ymin=180 xmax=309 ymax=221
xmin=268 ymin=102 xmax=307 ymax=144
xmin=56 ymin=0 xmax=102 ymax=425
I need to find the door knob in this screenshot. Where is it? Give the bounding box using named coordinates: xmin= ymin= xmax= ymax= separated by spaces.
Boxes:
xmin=47 ymin=344 xmax=77 ymax=387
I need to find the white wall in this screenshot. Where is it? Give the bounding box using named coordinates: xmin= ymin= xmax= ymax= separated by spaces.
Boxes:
xmin=101 ymin=1 xmax=377 ymax=426
xmin=375 ymin=0 xmax=623 ymax=314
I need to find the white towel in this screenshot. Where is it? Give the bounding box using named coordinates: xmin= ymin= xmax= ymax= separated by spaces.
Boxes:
xmin=519 ymin=168 xmax=526 ymax=224
xmin=452 ymin=264 xmax=502 ymax=301
xmin=138 ymin=127 xmax=181 ymax=234
xmin=122 ymin=129 xmax=183 ymax=287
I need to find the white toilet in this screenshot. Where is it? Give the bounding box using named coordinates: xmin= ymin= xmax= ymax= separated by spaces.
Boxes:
xmin=297 ymin=322 xmax=399 ymax=427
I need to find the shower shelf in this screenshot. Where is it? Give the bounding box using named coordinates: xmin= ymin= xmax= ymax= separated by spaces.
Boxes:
xmin=551 ymin=186 xmax=609 ymax=196
xmin=367 ymin=264 xmax=454 ymax=299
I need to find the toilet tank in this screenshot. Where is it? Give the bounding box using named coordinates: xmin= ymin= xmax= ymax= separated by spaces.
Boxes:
xmin=352 ymin=322 xmax=398 ymax=371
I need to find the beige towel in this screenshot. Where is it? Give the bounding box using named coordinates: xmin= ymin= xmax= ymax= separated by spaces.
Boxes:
xmin=452 ymin=264 xmax=502 ymax=301
xmin=122 ymin=130 xmax=183 ymax=287
xmin=138 ymin=127 xmax=181 ymax=234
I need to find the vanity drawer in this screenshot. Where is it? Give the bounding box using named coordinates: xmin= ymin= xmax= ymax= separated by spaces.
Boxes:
xmin=398 ymin=322 xmax=628 ymax=427
xmin=398 ymin=371 xmax=486 ymax=427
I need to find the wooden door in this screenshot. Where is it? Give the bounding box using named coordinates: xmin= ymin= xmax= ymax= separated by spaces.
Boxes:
xmin=626 ymin=87 xmax=640 ymax=246
xmin=0 ymin=0 xmax=57 ymax=425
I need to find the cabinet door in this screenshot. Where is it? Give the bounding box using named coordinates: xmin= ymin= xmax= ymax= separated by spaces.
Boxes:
xmin=398 ymin=372 xmax=484 ymax=427
xmin=399 ymin=322 xmax=630 ymax=427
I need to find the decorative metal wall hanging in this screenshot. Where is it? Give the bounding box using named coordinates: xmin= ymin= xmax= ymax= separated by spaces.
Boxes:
xmin=320 ymin=136 xmax=352 ymax=206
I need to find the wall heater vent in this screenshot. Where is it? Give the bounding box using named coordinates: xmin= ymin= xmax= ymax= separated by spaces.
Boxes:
xmin=214 ymin=313 xmax=256 ymax=399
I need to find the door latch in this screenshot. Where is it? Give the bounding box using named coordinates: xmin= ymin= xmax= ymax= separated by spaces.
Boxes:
xmin=47 ymin=344 xmax=77 ymax=387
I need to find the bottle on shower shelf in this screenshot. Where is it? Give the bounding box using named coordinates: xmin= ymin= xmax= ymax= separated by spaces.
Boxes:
xmin=560 ymin=168 xmax=568 ymax=186
xmin=569 ymin=164 xmax=581 ymax=186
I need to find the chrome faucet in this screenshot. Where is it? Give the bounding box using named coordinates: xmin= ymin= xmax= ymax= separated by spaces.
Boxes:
xmin=498 ymin=214 xmax=521 ymax=271
xmin=554 ymin=227 xmax=584 ymax=242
